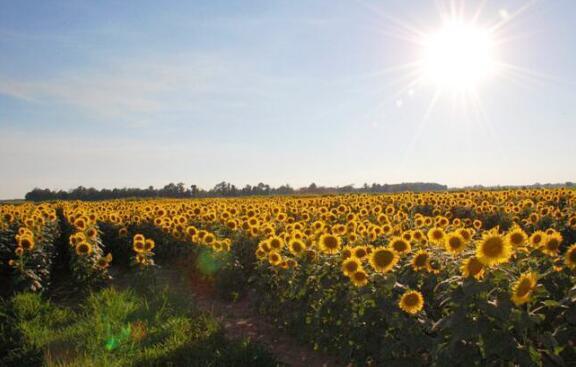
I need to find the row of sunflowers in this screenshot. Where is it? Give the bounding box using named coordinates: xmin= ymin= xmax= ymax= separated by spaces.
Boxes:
xmin=1 ymin=188 xmax=575 ymax=365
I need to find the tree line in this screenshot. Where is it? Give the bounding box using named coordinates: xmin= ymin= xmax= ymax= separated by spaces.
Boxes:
xmin=24 ymin=182 xmax=448 ymax=201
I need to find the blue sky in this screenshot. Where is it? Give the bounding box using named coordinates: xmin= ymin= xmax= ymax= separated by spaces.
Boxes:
xmin=1 ymin=0 xmax=575 ymax=198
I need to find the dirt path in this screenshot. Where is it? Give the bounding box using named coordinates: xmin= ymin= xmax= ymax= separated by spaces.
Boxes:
xmin=168 ymin=261 xmax=345 ymax=367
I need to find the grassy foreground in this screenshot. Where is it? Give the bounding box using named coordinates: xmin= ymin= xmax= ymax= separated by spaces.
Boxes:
xmin=0 ymin=286 xmax=279 ymax=367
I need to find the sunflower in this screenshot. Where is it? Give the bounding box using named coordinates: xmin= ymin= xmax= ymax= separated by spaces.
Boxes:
xmin=75 ymin=241 xmax=93 ymax=256
xmin=268 ymin=251 xmax=282 ymax=266
xmin=411 ymin=250 xmax=430 ymax=272
xmin=144 ymin=239 xmax=155 ymax=252
xmin=350 ymin=269 xmax=369 ymax=287
xmin=86 ymin=227 xmax=98 ymax=239
xmin=528 ymin=231 xmax=546 ymax=248
xmin=541 ymin=232 xmax=562 ymax=256
xmin=475 ymin=230 xmax=512 ymax=266
xmin=133 ymin=239 xmax=146 ymax=253
xmin=460 ymin=256 xmax=485 ymax=280
xmin=398 ymin=290 xmax=424 ymax=315
xmin=511 ymin=272 xmax=537 ymax=306
xmin=288 ymin=238 xmax=307 ymax=256
xmin=255 ymin=248 xmax=267 ymax=260
xmin=444 ymin=232 xmax=466 ymax=255
xmin=269 ymin=236 xmax=285 ymax=251
xmin=318 ymin=234 xmax=341 ymax=254
xmin=564 ymin=243 xmax=576 ymax=269
xmin=369 ymin=248 xmax=399 ymax=273
xmin=341 ymin=245 xmax=353 ymax=259
xmin=96 ymin=253 xmax=113 ymax=269
xmin=389 ymin=237 xmax=411 ymax=255
xmin=427 ymin=258 xmax=442 ymax=274
xmin=427 ymin=227 xmax=446 ymax=246
xmin=342 ymin=258 xmax=362 ymax=277
xmin=18 ymin=236 xmax=35 ymax=251
xmin=506 ymin=226 xmax=527 ymax=248
xmin=352 ymin=246 xmax=369 ymax=259
xmin=457 ymin=228 xmax=472 ymax=242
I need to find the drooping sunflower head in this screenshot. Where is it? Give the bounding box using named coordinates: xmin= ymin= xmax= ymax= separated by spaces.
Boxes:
xmin=511 ymin=272 xmax=538 ymax=306
xmin=475 ymin=230 xmax=512 ymax=267
xmin=460 ymin=256 xmax=485 ymax=280
xmin=369 ymin=248 xmax=399 ymax=273
xmin=398 ymin=290 xmax=424 ymax=315
xmin=318 ymin=234 xmax=341 ymax=255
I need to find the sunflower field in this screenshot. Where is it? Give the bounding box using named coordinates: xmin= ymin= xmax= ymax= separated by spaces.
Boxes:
xmin=1 ymin=188 xmax=576 ymax=366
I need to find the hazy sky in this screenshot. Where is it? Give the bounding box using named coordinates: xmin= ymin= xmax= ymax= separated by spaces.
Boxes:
xmin=1 ymin=0 xmax=575 ymax=198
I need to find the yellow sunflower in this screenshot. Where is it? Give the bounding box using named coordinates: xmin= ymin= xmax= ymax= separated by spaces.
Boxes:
xmin=18 ymin=236 xmax=35 ymax=251
xmin=541 ymin=232 xmax=562 ymax=256
xmin=444 ymin=232 xmax=467 ymax=255
xmin=389 ymin=237 xmax=411 ymax=255
xmin=269 ymin=236 xmax=285 ymax=251
xmin=342 ymin=257 xmax=362 ymax=277
xmin=460 ymin=256 xmax=485 ymax=280
xmin=427 ymin=227 xmax=446 ymax=246
xmin=410 ymin=250 xmax=430 ymax=272
xmin=398 ymin=290 xmax=424 ymax=315
xmin=369 ymin=248 xmax=399 ymax=273
xmin=475 ymin=230 xmax=512 ymax=266
xmin=288 ymin=238 xmax=307 ymax=256
xmin=528 ymin=231 xmax=546 ymax=248
xmin=506 ymin=226 xmax=527 ymax=248
xmin=75 ymin=241 xmax=93 ymax=256
xmin=564 ymin=243 xmax=576 ymax=270
xmin=350 ymin=269 xmax=369 ymax=287
xmin=352 ymin=245 xmax=369 ymax=260
xmin=511 ymin=272 xmax=537 ymax=306
xmin=268 ymin=251 xmax=282 ymax=266
xmin=318 ymin=233 xmax=341 ymax=254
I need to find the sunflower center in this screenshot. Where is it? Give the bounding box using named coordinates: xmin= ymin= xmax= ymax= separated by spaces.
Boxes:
xmin=449 ymin=237 xmax=462 ymax=249
xmin=345 ymin=261 xmax=359 ymax=273
xmin=546 ymin=239 xmax=559 ymax=250
xmin=404 ymin=294 xmax=420 ymax=307
xmin=324 ymin=236 xmax=338 ymax=249
xmin=373 ymin=250 xmax=394 ymax=267
xmin=467 ymin=258 xmax=483 ymax=275
xmin=516 ymin=279 xmax=533 ymax=297
xmin=414 ymin=254 xmax=428 ymax=267
xmin=510 ymin=233 xmax=524 ymax=245
xmin=483 ymin=236 xmax=504 ymax=257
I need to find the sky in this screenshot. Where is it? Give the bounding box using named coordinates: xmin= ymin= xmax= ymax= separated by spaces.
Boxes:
xmin=1 ymin=0 xmax=575 ymax=198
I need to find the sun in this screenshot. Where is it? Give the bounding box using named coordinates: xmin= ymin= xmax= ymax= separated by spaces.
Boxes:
xmin=420 ymin=21 xmax=497 ymax=90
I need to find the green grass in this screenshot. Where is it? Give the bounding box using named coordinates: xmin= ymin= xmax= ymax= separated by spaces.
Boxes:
xmin=0 ymin=287 xmax=279 ymax=367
